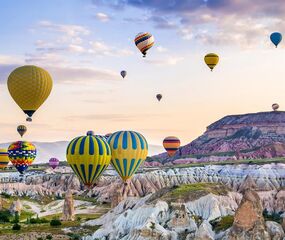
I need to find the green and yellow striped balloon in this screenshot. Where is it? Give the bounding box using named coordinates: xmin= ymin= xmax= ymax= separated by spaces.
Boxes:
xmin=66 ymin=131 xmax=111 ymax=187
xmin=108 ymin=131 xmax=148 ymax=182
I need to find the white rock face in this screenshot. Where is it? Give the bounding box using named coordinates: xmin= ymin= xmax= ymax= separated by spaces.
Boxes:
xmin=194 ymin=221 xmax=215 ymax=240
xmin=9 ymin=199 xmax=22 ymax=215
xmin=265 ymin=221 xmax=285 ymax=240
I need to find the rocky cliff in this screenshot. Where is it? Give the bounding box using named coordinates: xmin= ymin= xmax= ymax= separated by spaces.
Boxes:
xmin=152 ymin=111 xmax=285 ymax=163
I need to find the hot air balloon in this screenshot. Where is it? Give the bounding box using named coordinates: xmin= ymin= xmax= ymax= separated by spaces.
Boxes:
xmin=270 ymin=32 xmax=282 ymax=48
xmin=134 ymin=32 xmax=154 ymax=57
xmin=49 ymin=158 xmax=59 ymax=169
xmin=66 ymin=131 xmax=111 ymax=187
xmin=17 ymin=125 xmax=27 ymax=137
xmin=272 ymin=103 xmax=279 ymax=111
xmin=120 ymin=70 xmax=127 ymax=78
xmin=204 ymin=53 xmax=219 ymax=71
xmin=7 ymin=65 xmax=53 ymax=122
xmin=163 ymin=136 xmax=181 ymax=157
xmin=8 ymin=141 xmax=36 ymax=174
xmin=108 ymin=131 xmax=148 ymax=182
xmin=156 ymin=94 xmax=162 ymax=101
xmin=0 ymin=149 xmax=9 ymax=169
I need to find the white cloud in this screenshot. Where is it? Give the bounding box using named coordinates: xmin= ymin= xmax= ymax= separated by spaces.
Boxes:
xmin=146 ymin=56 xmax=184 ymax=66
xmin=156 ymin=46 xmax=168 ymax=52
xmin=95 ymin=12 xmax=111 ymax=22
xmin=38 ymin=21 xmax=90 ymax=37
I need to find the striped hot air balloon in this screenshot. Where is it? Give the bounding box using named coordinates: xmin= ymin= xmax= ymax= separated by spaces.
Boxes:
xmin=8 ymin=141 xmax=36 ymax=174
xmin=108 ymin=131 xmax=148 ymax=182
xmin=66 ymin=131 xmax=111 ymax=187
xmin=163 ymin=136 xmax=181 ymax=157
xmin=204 ymin=53 xmax=219 ymax=71
xmin=134 ymin=32 xmax=154 ymax=57
xmin=49 ymin=158 xmax=59 ymax=169
xmin=0 ymin=149 xmax=9 ymax=169
xmin=17 ymin=125 xmax=27 ymax=137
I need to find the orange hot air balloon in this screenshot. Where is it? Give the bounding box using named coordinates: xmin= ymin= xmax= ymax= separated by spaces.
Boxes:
xmin=163 ymin=136 xmax=180 ymax=157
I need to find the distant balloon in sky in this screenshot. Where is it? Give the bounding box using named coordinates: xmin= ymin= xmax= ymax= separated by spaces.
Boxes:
xmin=272 ymin=103 xmax=279 ymax=111
xmin=17 ymin=125 xmax=27 ymax=137
xmin=120 ymin=70 xmax=127 ymax=78
xmin=7 ymin=65 xmax=53 ymax=122
xmin=163 ymin=136 xmax=181 ymax=157
xmin=8 ymin=141 xmax=36 ymax=174
xmin=204 ymin=53 xmax=219 ymax=71
xmin=66 ymin=131 xmax=111 ymax=187
xmin=49 ymin=158 xmax=59 ymax=169
xmin=270 ymin=32 xmax=282 ymax=48
xmin=0 ymin=149 xmax=9 ymax=169
xmin=108 ymin=131 xmax=148 ymax=182
xmin=134 ymin=32 xmax=154 ymax=57
xmin=156 ymin=94 xmax=162 ymax=102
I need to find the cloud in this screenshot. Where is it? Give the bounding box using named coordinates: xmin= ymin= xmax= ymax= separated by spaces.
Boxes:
xmin=93 ymin=1 xmax=285 ymax=48
xmin=38 ymin=21 xmax=90 ymax=37
xmin=88 ymin=40 xmax=134 ymax=56
xmin=47 ymin=66 xmax=119 ymax=83
xmin=146 ymin=56 xmax=184 ymax=66
xmin=0 ymin=63 xmax=119 ymax=84
xmin=95 ymin=12 xmax=111 ymax=22
xmin=156 ymin=46 xmax=168 ymax=53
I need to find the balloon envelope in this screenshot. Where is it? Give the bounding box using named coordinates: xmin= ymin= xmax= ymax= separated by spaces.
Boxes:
xmin=0 ymin=149 xmax=9 ymax=169
xmin=120 ymin=71 xmax=127 ymax=78
xmin=156 ymin=94 xmax=162 ymax=101
xmin=134 ymin=32 xmax=154 ymax=57
xmin=108 ymin=131 xmax=148 ymax=182
xmin=8 ymin=141 xmax=36 ymax=174
xmin=270 ymin=32 xmax=282 ymax=47
xmin=49 ymin=158 xmax=59 ymax=169
xmin=7 ymin=65 xmax=53 ymax=121
xmin=204 ymin=53 xmax=219 ymax=71
xmin=163 ymin=136 xmax=181 ymax=157
xmin=272 ymin=103 xmax=279 ymax=111
xmin=17 ymin=125 xmax=27 ymax=137
xmin=66 ymin=131 xmax=111 ymax=187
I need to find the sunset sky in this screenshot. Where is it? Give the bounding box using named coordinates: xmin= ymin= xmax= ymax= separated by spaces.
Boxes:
xmin=0 ymin=0 xmax=285 ymax=148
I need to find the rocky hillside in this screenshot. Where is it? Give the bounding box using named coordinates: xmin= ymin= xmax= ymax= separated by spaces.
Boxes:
xmin=152 ymin=111 xmax=285 ymax=164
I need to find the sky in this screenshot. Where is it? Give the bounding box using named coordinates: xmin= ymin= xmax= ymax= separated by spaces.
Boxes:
xmin=0 ymin=0 xmax=285 ymax=148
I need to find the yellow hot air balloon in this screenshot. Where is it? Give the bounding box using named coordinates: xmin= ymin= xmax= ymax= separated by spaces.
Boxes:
xmin=204 ymin=53 xmax=219 ymax=71
xmin=0 ymin=149 xmax=9 ymax=169
xmin=108 ymin=131 xmax=148 ymax=182
xmin=7 ymin=65 xmax=53 ymax=121
xmin=66 ymin=131 xmax=111 ymax=187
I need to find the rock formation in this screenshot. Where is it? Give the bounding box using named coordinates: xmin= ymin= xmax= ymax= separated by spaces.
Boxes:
xmin=223 ymin=188 xmax=270 ymax=239
xmin=151 ymin=111 xmax=285 ymax=163
xmin=9 ymin=199 xmax=22 ymax=216
xmin=61 ymin=189 xmax=75 ymax=221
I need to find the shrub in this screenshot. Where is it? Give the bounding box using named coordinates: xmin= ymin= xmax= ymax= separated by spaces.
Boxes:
xmin=11 ymin=211 xmax=19 ymax=224
xmin=50 ymin=219 xmax=62 ymax=226
xmin=0 ymin=210 xmax=11 ymax=223
xmin=29 ymin=217 xmax=49 ymax=224
xmin=210 ymin=215 xmax=234 ymax=232
xmin=12 ymin=223 xmax=21 ymax=230
xmin=46 ymin=235 xmax=53 ymax=240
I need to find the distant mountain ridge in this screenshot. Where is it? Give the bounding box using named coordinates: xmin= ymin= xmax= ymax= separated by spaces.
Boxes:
xmin=0 ymin=141 xmax=163 ymax=164
xmin=150 ymin=111 xmax=285 ymax=164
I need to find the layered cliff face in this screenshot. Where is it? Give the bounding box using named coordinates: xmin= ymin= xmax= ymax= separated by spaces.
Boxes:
xmin=152 ymin=111 xmax=285 ymax=163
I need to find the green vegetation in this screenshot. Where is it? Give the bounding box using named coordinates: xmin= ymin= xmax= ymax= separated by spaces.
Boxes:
xmin=162 ymin=183 xmax=229 ymax=202
xmin=50 ymin=218 xmax=62 ymax=227
xmin=263 ymin=209 xmax=283 ymax=224
xmin=12 ymin=223 xmax=21 ymax=230
xmin=0 ymin=210 xmax=11 ymax=223
xmin=210 ymin=215 xmax=234 ymax=232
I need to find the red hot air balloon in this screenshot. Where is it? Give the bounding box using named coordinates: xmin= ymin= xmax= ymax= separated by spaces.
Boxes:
xmin=49 ymin=158 xmax=59 ymax=169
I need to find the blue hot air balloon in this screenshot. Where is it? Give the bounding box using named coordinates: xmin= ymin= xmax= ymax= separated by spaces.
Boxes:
xmin=270 ymin=32 xmax=282 ymax=48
